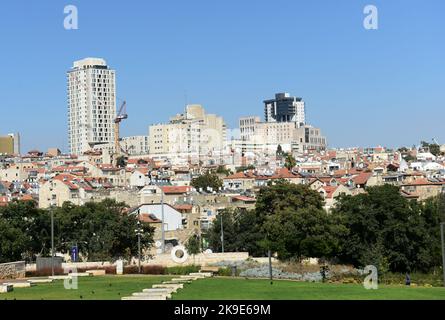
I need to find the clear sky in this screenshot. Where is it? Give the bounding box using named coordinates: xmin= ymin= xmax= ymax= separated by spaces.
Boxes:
xmin=0 ymin=0 xmax=444 ymax=153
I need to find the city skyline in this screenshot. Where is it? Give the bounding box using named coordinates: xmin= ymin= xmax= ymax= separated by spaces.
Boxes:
xmin=1 ymin=1 xmax=444 ymax=152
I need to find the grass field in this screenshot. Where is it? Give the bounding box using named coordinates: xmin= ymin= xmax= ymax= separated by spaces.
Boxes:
xmin=174 ymin=278 xmax=445 ymax=300
xmin=1 ymin=275 xmax=172 ymax=300
xmin=2 ymin=276 xmax=445 ymax=300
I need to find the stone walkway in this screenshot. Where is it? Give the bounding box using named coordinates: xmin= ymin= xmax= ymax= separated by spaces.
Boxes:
xmin=121 ymin=272 xmax=213 ymax=300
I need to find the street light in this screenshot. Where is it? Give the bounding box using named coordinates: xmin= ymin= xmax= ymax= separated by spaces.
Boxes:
xmin=135 ymin=209 xmax=143 ymax=274
xmin=49 ymin=199 xmax=55 ymax=277
xmin=220 ymin=212 xmax=224 ymax=253
xmin=441 ymin=222 xmax=445 ymax=287
xmin=161 ymin=189 xmax=165 ymax=253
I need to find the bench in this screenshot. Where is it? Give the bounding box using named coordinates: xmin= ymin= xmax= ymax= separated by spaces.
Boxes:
xmin=200 ymin=266 xmax=219 ymax=274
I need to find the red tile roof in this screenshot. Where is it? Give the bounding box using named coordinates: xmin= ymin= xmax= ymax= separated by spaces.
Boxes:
xmin=161 ymin=186 xmax=192 ymax=194
xmin=319 ymin=186 xmax=339 ymax=199
xmin=403 ymin=178 xmax=445 ymax=186
xmin=232 ymin=195 xmax=256 ymax=202
xmin=353 ymin=172 xmax=373 ymax=185
xmin=174 ymin=204 xmax=193 ymax=211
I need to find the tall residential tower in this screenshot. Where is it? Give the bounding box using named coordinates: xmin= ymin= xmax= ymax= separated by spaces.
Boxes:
xmin=264 ymin=92 xmax=305 ymax=125
xmin=67 ymin=58 xmax=116 ymax=155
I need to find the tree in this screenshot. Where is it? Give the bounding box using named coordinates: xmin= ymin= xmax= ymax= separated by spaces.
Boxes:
xmin=255 ymin=180 xmax=345 ymax=260
xmin=236 ymin=165 xmax=255 ymax=173
xmin=116 ymin=156 xmax=127 ymax=168
xmin=420 ymin=141 xmax=441 ymax=156
xmin=0 ymin=200 xmax=51 ymax=262
xmin=0 ymin=218 xmax=29 ymax=263
xmin=402 ymin=154 xmax=416 ymax=162
xmin=54 ymin=199 xmax=155 ymax=261
xmin=215 ymin=165 xmax=232 ymax=176
xmin=191 ymin=173 xmax=223 ymax=192
xmin=0 ymin=199 xmax=155 ymax=263
xmin=331 ymin=185 xmax=441 ymax=273
xmin=256 ymin=180 xmax=324 ymax=215
xmin=276 ymin=145 xmax=283 ymax=157
xmin=206 ymin=209 xmax=238 ymax=252
xmin=430 ymin=144 xmax=441 ymax=156
xmin=284 ymin=153 xmax=296 ymax=170
xmin=205 ymin=209 xmax=265 ymax=256
xmin=261 ymin=202 xmax=345 ymax=261
xmin=185 ymin=234 xmax=201 ymax=255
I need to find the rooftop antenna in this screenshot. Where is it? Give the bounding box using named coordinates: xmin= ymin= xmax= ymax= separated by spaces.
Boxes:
xmin=184 ymin=91 xmax=188 ymax=119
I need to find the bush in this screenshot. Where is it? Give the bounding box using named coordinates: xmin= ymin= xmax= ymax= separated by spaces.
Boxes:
xmin=123 ymin=265 xmax=167 ymax=275
xmin=379 ymin=272 xmax=443 ymax=287
xmin=142 ymin=265 xmax=166 ymax=275
xmin=26 ymin=267 xmax=65 ymax=277
xmin=124 ymin=265 xmax=139 ymax=274
xmin=217 ymin=267 xmax=232 ymax=276
xmin=166 ymin=265 xmax=200 ymax=275
xmin=103 ymin=265 xmax=117 ymax=275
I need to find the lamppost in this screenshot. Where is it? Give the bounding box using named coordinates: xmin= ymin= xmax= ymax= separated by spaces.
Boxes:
xmin=49 ymin=199 xmax=55 ymax=277
xmin=161 ymin=189 xmax=165 ymax=253
xmin=266 ymin=231 xmax=273 ymax=285
xmin=220 ymin=211 xmax=224 ymax=253
xmin=441 ymin=222 xmax=445 ymax=287
xmin=135 ymin=209 xmax=143 ymax=274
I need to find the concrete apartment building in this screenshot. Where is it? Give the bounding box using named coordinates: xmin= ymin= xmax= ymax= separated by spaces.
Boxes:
xmin=121 ymin=135 xmax=149 ymax=155
xmin=237 ymin=94 xmax=327 ymax=155
xmin=0 ymin=133 xmax=20 ymax=155
xmin=149 ymin=104 xmax=226 ymax=156
xmin=264 ymin=92 xmax=305 ymax=125
xmin=67 ymin=58 xmax=116 ymax=155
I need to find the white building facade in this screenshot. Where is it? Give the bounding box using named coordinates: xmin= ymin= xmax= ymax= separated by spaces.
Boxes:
xmin=149 ymin=104 xmax=226 ymax=156
xmin=67 ymin=58 xmax=116 ymax=155
xmin=121 ymin=135 xmax=149 ymax=155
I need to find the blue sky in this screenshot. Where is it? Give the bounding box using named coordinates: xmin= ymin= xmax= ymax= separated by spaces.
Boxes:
xmin=0 ymin=0 xmax=444 ymax=152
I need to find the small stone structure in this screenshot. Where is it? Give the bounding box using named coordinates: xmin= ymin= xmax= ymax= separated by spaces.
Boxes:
xmin=0 ymin=261 xmax=26 ymax=280
xmin=0 ymin=284 xmax=13 ymax=293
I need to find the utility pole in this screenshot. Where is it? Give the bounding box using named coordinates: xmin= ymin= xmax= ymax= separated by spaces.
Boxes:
xmin=267 ymin=230 xmax=273 ymax=285
xmin=220 ymin=212 xmax=224 ymax=253
xmin=137 ymin=221 xmax=142 ymax=274
xmin=441 ymin=222 xmax=445 ymax=287
xmin=161 ymin=189 xmax=165 ymax=253
xmin=51 ymin=203 xmax=55 ymax=277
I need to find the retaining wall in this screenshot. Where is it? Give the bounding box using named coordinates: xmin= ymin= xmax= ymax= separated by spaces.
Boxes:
xmin=0 ymin=261 xmax=26 ymax=279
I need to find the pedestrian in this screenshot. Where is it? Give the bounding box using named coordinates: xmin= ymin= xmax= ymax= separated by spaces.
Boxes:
xmin=405 ymin=273 xmax=411 ymax=286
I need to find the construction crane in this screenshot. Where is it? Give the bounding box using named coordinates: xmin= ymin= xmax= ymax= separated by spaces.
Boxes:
xmin=113 ymin=101 xmax=128 ymax=164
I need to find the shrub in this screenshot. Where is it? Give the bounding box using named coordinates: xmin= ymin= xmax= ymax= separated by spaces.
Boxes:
xmin=217 ymin=267 xmax=232 ymax=276
xmin=26 ymin=267 xmax=65 ymax=277
xmin=166 ymin=265 xmax=200 ymax=275
xmin=124 ymin=265 xmax=139 ymax=274
xmin=142 ymin=265 xmax=166 ymax=275
xmin=103 ymin=265 xmax=117 ymax=275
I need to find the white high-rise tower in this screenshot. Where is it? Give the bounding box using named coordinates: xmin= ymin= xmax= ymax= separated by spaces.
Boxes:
xmin=67 ymin=58 xmax=116 ymax=155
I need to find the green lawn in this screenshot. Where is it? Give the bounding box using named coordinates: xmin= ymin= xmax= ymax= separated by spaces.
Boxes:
xmin=2 ymin=276 xmax=445 ymax=300
xmin=1 ymin=275 xmax=172 ymax=300
xmin=172 ymin=277 xmax=445 ymax=300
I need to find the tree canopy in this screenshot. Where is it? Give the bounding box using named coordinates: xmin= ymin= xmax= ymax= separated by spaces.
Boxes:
xmin=205 ymin=181 xmax=445 ymax=273
xmin=0 ymin=199 xmax=154 ymax=263
xmin=191 ymin=173 xmax=223 ymax=192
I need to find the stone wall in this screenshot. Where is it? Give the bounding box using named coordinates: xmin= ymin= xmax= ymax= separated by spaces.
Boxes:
xmin=143 ymin=252 xmax=249 ymax=267
xmin=0 ymin=261 xmax=26 ymax=280
xmin=25 ymin=253 xmax=250 ymax=271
